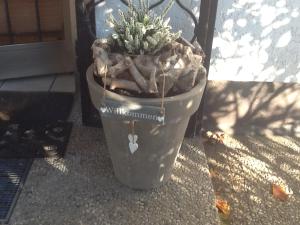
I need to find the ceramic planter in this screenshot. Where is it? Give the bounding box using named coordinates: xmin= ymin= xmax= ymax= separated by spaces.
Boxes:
xmin=87 ymin=64 xmax=206 ymax=189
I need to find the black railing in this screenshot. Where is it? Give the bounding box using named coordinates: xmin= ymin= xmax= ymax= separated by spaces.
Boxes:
xmin=77 ymin=0 xmax=219 ymax=136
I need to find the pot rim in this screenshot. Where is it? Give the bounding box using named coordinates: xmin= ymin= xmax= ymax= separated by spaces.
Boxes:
xmin=87 ymin=64 xmax=206 ymax=104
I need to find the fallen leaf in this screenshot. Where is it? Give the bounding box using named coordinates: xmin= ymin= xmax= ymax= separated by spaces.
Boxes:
xmin=272 ymin=183 xmax=288 ymax=201
xmin=216 ymin=198 xmax=230 ymax=217
xmin=215 ymin=132 xmax=225 ymax=144
xmin=203 ymin=131 xmax=225 ymax=144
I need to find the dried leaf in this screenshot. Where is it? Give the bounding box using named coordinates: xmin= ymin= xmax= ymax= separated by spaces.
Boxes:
xmin=216 ymin=198 xmax=230 ymax=217
xmin=215 ymin=132 xmax=225 ymax=144
xmin=272 ymin=183 xmax=288 ymax=201
xmin=205 ymin=131 xmax=225 ymax=144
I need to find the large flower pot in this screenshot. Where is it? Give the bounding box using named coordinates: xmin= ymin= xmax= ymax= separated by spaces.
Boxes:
xmin=86 ymin=64 xmax=206 ymax=189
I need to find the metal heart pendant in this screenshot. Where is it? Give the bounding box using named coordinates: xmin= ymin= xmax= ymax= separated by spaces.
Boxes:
xmin=157 ymin=116 xmax=164 ymax=123
xmin=100 ymin=106 xmax=107 ymax=113
xmin=128 ymin=134 xmax=138 ymax=154
xmin=129 ymin=142 xmax=138 ymax=154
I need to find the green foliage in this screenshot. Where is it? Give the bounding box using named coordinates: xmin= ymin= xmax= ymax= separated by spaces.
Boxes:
xmin=107 ymin=0 xmax=181 ymax=55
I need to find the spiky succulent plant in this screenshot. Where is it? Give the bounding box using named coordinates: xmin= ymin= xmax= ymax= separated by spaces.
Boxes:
xmin=107 ymin=0 xmax=181 ymax=55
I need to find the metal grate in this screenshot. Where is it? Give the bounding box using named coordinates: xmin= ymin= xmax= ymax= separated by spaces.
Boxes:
xmin=0 ymin=159 xmax=33 ymax=223
xmin=0 ymin=0 xmax=64 ymax=45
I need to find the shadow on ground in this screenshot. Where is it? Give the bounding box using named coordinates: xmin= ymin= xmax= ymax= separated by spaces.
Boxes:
xmin=9 ymin=125 xmax=219 ymax=225
xmin=203 ymin=81 xmax=300 ymax=137
xmin=204 ymin=134 xmax=300 ymax=225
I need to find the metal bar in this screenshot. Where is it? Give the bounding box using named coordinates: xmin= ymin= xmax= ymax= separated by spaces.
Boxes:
xmin=120 ymin=0 xmax=129 ymax=6
xmin=149 ymin=0 xmax=164 ymax=10
xmin=185 ymin=0 xmax=219 ymax=137
xmin=86 ymin=0 xmax=105 ymax=11
xmin=34 ymin=0 xmax=42 ymax=41
xmin=76 ymin=0 xmax=102 ymax=126
xmin=197 ymin=0 xmax=218 ymax=71
xmin=197 ymin=0 xmax=210 ymax=59
xmin=3 ymin=0 xmax=13 ymax=44
xmin=175 ymin=0 xmax=198 ymax=43
xmin=85 ymin=0 xmax=105 ymax=40
xmin=204 ymin=0 xmax=218 ymax=73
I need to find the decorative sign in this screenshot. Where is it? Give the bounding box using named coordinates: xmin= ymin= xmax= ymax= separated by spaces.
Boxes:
xmin=99 ymin=100 xmax=165 ymax=124
xmin=128 ymin=134 xmax=138 ymax=154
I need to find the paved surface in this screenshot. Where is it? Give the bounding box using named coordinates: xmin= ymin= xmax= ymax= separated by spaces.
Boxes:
xmin=204 ymin=133 xmax=300 ymax=225
xmin=9 ymin=97 xmax=219 ymax=225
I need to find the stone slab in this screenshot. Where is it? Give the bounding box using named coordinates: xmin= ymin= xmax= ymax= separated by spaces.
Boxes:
xmin=50 ymin=74 xmax=75 ymax=93
xmin=0 ymin=75 xmax=55 ymax=92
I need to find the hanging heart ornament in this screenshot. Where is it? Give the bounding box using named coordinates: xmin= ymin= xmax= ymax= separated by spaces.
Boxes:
xmin=128 ymin=133 xmax=138 ymax=154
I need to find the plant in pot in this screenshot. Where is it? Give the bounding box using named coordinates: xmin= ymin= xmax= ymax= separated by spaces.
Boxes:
xmin=86 ymin=0 xmax=207 ymax=189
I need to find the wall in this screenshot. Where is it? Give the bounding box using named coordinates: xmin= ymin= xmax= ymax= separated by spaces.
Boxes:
xmin=209 ymin=0 xmax=300 ymax=83
xmin=204 ymin=0 xmax=300 ymax=136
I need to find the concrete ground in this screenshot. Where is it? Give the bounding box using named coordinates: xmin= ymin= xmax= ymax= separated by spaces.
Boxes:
xmin=204 ymin=133 xmax=300 ymax=225
xmin=8 ymin=98 xmax=219 ymax=225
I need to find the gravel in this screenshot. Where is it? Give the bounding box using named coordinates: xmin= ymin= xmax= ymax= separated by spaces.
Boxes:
xmin=9 ymin=97 xmax=219 ymax=225
xmin=204 ymin=134 xmax=300 ymax=225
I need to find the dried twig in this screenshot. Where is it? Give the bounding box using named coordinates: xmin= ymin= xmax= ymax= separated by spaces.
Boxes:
xmin=92 ymin=40 xmax=206 ymax=96
xmin=104 ymin=78 xmax=142 ymax=93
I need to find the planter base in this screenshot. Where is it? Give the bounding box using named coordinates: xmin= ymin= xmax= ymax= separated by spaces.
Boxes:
xmin=102 ymin=118 xmax=190 ymax=189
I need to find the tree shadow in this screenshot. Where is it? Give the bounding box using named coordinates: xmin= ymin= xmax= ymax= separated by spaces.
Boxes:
xmin=203 ymin=81 xmax=300 ymax=136
xmin=202 ymin=0 xmax=300 ymax=135
xmin=202 ymin=2 xmax=300 ymax=223
xmin=204 ymin=134 xmax=300 ymax=224
xmin=210 ymin=0 xmax=300 ymax=82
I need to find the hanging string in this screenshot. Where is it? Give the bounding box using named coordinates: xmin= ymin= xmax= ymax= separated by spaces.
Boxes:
xmin=129 ymin=120 xmax=135 ymax=134
xmin=159 ymin=63 xmax=166 ymax=114
xmin=102 ymin=64 xmax=108 ymax=103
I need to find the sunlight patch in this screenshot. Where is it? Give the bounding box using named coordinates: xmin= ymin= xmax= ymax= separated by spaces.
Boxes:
xmin=276 ymin=31 xmax=292 ymax=48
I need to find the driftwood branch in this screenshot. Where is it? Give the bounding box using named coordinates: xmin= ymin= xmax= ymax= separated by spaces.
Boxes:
xmin=134 ymin=55 xmax=154 ymax=78
xmin=92 ymin=44 xmax=111 ymax=77
xmin=108 ymin=59 xmax=128 ymax=78
xmin=149 ymin=67 xmax=158 ymax=94
xmin=92 ymin=39 xmax=206 ymax=97
xmin=125 ymin=57 xmax=149 ymax=92
xmin=104 ymin=78 xmax=142 ymax=93
xmin=176 ymin=69 xmax=198 ymax=91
